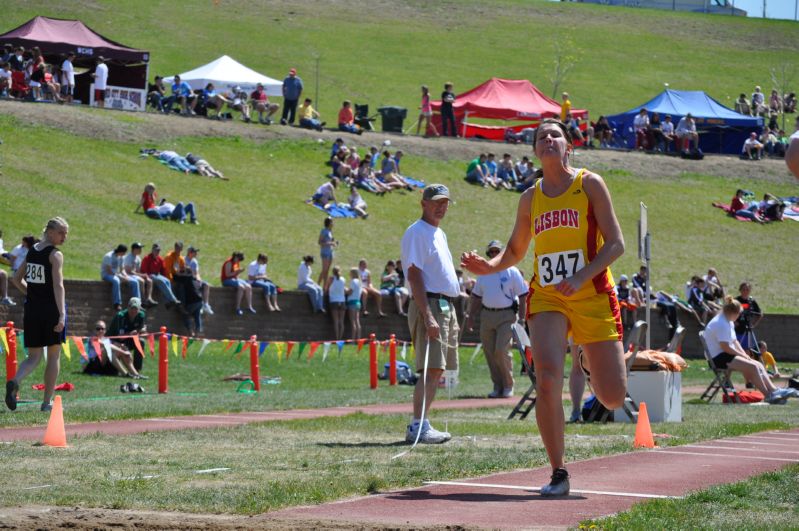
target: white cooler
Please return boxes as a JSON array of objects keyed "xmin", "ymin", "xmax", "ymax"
[{"xmin": 614, "ymin": 371, "xmax": 682, "ymax": 423}]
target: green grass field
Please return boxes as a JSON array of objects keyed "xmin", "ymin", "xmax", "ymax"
[{"xmin": 3, "ymin": 0, "xmax": 798, "ymax": 121}]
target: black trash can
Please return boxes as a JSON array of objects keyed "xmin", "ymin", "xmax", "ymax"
[{"xmin": 378, "ymin": 106, "xmax": 407, "ymax": 133}]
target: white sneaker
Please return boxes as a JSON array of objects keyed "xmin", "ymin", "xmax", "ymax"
[
  {"xmin": 405, "ymin": 421, "xmax": 451, "ymax": 444},
  {"xmin": 766, "ymin": 389, "xmax": 790, "ymax": 403},
  {"xmin": 0, "ymin": 297, "xmax": 15, "ymax": 306},
  {"xmin": 203, "ymin": 303, "xmax": 214, "ymax": 315}
]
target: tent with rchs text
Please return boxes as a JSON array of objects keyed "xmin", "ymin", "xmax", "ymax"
[
  {"xmin": 428, "ymin": 78, "xmax": 588, "ymax": 141},
  {"xmin": 0, "ymin": 16, "xmax": 150, "ymax": 109},
  {"xmin": 163, "ymin": 55, "xmax": 282, "ymax": 96},
  {"xmin": 606, "ymin": 89, "xmax": 763, "ymax": 154}
]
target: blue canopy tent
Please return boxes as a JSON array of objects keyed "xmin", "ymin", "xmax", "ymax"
[{"xmin": 607, "ymin": 89, "xmax": 763, "ymax": 154}]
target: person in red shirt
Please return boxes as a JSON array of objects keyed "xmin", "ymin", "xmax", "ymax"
[
  {"xmin": 135, "ymin": 183, "xmax": 160, "ymax": 219},
  {"xmin": 250, "ymin": 83, "xmax": 280, "ymax": 125},
  {"xmin": 338, "ymin": 100, "xmax": 362, "ymax": 135},
  {"xmin": 729, "ymin": 189, "xmax": 763, "ymax": 222},
  {"xmin": 221, "ymin": 251, "xmax": 255, "ymax": 315},
  {"xmin": 140, "ymin": 243, "xmax": 180, "ymax": 307}
]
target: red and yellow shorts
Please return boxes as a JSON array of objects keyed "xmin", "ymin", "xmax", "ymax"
[{"xmin": 526, "ymin": 287, "xmax": 623, "ymax": 345}]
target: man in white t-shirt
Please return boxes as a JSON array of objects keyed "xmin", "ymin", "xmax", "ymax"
[
  {"xmin": 676, "ymin": 113, "xmax": 699, "ymax": 153},
  {"xmin": 786, "ymin": 115, "xmax": 799, "ymax": 179},
  {"xmin": 185, "ymin": 246, "xmax": 214, "ymax": 315},
  {"xmin": 465, "ymin": 240, "xmax": 528, "ymax": 399},
  {"xmin": 61, "ymin": 52, "xmax": 75, "ymax": 103},
  {"xmin": 742, "ymin": 132, "xmax": 764, "ymax": 160},
  {"xmin": 91, "ymin": 56, "xmax": 109, "ymax": 108},
  {"xmin": 400, "ymin": 184, "xmax": 461, "ymax": 444},
  {"xmin": 123, "ymin": 242, "xmax": 157, "ymax": 308},
  {"xmin": 703, "ymin": 301, "xmax": 794, "ymax": 403}
]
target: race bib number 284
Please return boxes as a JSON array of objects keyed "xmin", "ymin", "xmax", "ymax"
[
  {"xmin": 25, "ymin": 263, "xmax": 46, "ymax": 284},
  {"xmin": 537, "ymin": 250, "xmax": 585, "ymax": 287}
]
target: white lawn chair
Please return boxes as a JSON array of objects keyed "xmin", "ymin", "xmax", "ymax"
[{"xmin": 665, "ymin": 325, "xmax": 686, "ymax": 354}]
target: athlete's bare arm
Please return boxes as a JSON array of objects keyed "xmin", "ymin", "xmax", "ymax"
[
  {"xmin": 555, "ymin": 172, "xmax": 624, "ymax": 297},
  {"xmin": 461, "ymin": 187, "xmax": 534, "ymax": 275},
  {"xmin": 51, "ymin": 250, "xmax": 66, "ymax": 332},
  {"xmin": 11, "ymin": 259, "xmax": 27, "ymax": 295}
]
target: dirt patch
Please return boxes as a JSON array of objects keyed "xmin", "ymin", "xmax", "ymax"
[
  {"xmin": 0, "ymin": 505, "xmax": 467, "ymax": 531},
  {"xmin": 0, "ymin": 99, "xmax": 792, "ymax": 184}
]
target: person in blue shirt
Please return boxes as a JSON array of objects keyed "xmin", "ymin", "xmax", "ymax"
[
  {"xmin": 163, "ymin": 75, "xmax": 196, "ymax": 115},
  {"xmin": 280, "ymin": 67, "xmax": 303, "ymax": 125},
  {"xmin": 201, "ymin": 82, "xmax": 230, "ymax": 119}
]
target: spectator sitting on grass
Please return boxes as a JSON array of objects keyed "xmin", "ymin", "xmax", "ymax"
[
  {"xmin": 358, "ymin": 259, "xmax": 385, "ymax": 318},
  {"xmin": 298, "ymin": 255, "xmax": 325, "ymax": 313},
  {"xmin": 348, "ymin": 184, "xmax": 369, "ymax": 219},
  {"xmin": 564, "ymin": 113, "xmax": 587, "ymax": 145},
  {"xmin": 484, "ymin": 153, "xmax": 501, "ymax": 188},
  {"xmin": 515, "ymin": 155, "xmax": 534, "ymax": 181},
  {"xmin": 310, "ymin": 177, "xmax": 339, "ymax": 209},
  {"xmin": 368, "ymin": 145, "xmax": 380, "ymax": 171},
  {"xmin": 742, "ymin": 132, "xmax": 764, "ymax": 160},
  {"xmin": 758, "ymin": 341, "xmax": 781, "ymax": 378},
  {"xmin": 185, "ymin": 246, "xmax": 214, "ymax": 315},
  {"xmin": 84, "ymin": 319, "xmax": 145, "ymax": 379},
  {"xmin": 751, "ymin": 86, "xmax": 766, "ymax": 116},
  {"xmin": 108, "ymin": 296, "xmax": 149, "ymax": 372},
  {"xmin": 101, "ymin": 244, "xmax": 141, "ymax": 311},
  {"xmin": 299, "ymin": 97, "xmax": 325, "ymax": 131},
  {"xmin": 147, "ymin": 75, "xmax": 166, "ymax": 112},
  {"xmin": 769, "ymin": 89, "xmax": 782, "ymax": 113},
  {"xmin": 593, "ymin": 116, "xmax": 614, "ymax": 148},
  {"xmin": 332, "ymin": 148, "xmax": 353, "ymax": 181},
  {"xmin": 248, "ymin": 253, "xmax": 280, "ymax": 312},
  {"xmin": 784, "ymin": 92, "xmax": 797, "ymax": 113},
  {"xmin": 356, "ymin": 159, "xmax": 390, "ymax": 194},
  {"xmin": 759, "ymin": 193, "xmax": 785, "ymax": 221},
  {"xmin": 135, "ymin": 183, "xmax": 198, "ymax": 224},
  {"xmin": 346, "ymin": 267, "xmax": 362, "ymax": 339},
  {"xmin": 123, "ymin": 242, "xmax": 155, "ymax": 308},
  {"xmin": 735, "ymin": 93, "xmax": 751, "ymax": 116},
  {"xmin": 497, "ymin": 153, "xmax": 517, "ymax": 184},
  {"xmin": 466, "ymin": 153, "xmax": 489, "ymax": 186},
  {"xmin": 326, "ymin": 266, "xmax": 347, "ymax": 340},
  {"xmin": 729, "ymin": 188, "xmax": 764, "ymax": 222},
  {"xmin": 346, "ymin": 147, "xmax": 361, "ymax": 174},
  {"xmin": 380, "ymin": 260, "xmax": 408, "ymax": 316},
  {"xmin": 338, "ymin": 100, "xmax": 362, "ymax": 135},
  {"xmin": 380, "ymin": 150, "xmax": 414, "ymax": 191},
  {"xmin": 251, "ymin": 83, "xmax": 279, "ymax": 124},
  {"xmin": 140, "ymin": 243, "xmax": 181, "ymax": 309},
  {"xmin": 330, "ymin": 137, "xmax": 346, "ymax": 160},
  {"xmin": 185, "ymin": 153, "xmax": 227, "ymax": 180},
  {"xmin": 221, "ymin": 251, "xmax": 255, "ymax": 315}
]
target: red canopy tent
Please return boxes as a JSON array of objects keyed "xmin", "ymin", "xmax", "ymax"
[
  {"xmin": 0, "ymin": 16, "xmax": 150, "ymax": 109},
  {"xmin": 429, "ymin": 78, "xmax": 588, "ymax": 141}
]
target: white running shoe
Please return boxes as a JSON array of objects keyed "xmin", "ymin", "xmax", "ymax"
[
  {"xmin": 0, "ymin": 297, "xmax": 15, "ymax": 306},
  {"xmin": 405, "ymin": 420, "xmax": 451, "ymax": 444},
  {"xmin": 203, "ymin": 303, "xmax": 214, "ymax": 315}
]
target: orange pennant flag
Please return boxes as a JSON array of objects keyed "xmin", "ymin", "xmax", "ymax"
[
  {"xmin": 181, "ymin": 336, "xmax": 188, "ymax": 359},
  {"xmin": 224, "ymin": 339, "xmax": 235, "ymax": 352},
  {"xmin": 357, "ymin": 338, "xmax": 367, "ymax": 352},
  {"xmin": 308, "ymin": 342, "xmax": 320, "ymax": 360},
  {"xmin": 132, "ymin": 335, "xmax": 144, "ymax": 357},
  {"xmin": 73, "ymin": 337, "xmax": 88, "ymax": 361},
  {"xmin": 148, "ymin": 334, "xmax": 155, "ymax": 358},
  {"xmin": 286, "ymin": 341, "xmax": 295, "ymax": 358},
  {"xmin": 90, "ymin": 337, "xmax": 103, "ymax": 362}
]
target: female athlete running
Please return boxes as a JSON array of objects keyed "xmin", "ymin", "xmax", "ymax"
[{"xmin": 462, "ymin": 119, "xmax": 626, "ymax": 496}]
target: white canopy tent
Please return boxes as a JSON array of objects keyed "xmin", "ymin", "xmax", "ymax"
[{"xmin": 164, "ymin": 55, "xmax": 282, "ymax": 95}]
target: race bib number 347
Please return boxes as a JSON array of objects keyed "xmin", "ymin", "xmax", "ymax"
[
  {"xmin": 537, "ymin": 250, "xmax": 585, "ymax": 287},
  {"xmin": 25, "ymin": 263, "xmax": 46, "ymax": 284}
]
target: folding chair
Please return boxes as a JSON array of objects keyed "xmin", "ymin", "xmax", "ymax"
[
  {"xmin": 664, "ymin": 325, "xmax": 686, "ymax": 354},
  {"xmin": 585, "ymin": 320, "xmax": 647, "ymax": 423},
  {"xmin": 354, "ymin": 104, "xmax": 376, "ymax": 131},
  {"xmin": 508, "ymin": 322, "xmax": 537, "ymax": 420},
  {"xmin": 698, "ymin": 332, "xmax": 738, "ymax": 403}
]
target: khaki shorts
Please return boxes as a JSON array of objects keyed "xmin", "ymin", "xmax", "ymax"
[{"xmin": 408, "ymin": 298, "xmax": 459, "ymax": 373}]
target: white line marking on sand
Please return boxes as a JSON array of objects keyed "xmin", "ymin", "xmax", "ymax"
[
  {"xmin": 654, "ymin": 450, "xmax": 799, "ymax": 463},
  {"xmin": 685, "ymin": 444, "xmax": 799, "ymax": 455},
  {"xmin": 424, "ymin": 481, "xmax": 679, "ymax": 499}
]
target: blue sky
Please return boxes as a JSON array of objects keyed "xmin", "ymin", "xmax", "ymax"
[{"xmin": 735, "ymin": 0, "xmax": 797, "ymax": 20}]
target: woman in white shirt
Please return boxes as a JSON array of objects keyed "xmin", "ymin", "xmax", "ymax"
[
  {"xmin": 346, "ymin": 267, "xmax": 362, "ymax": 339},
  {"xmin": 248, "ymin": 253, "xmax": 279, "ymax": 312},
  {"xmin": 9, "ymin": 235, "xmax": 37, "ymax": 273},
  {"xmin": 704, "ymin": 297, "xmax": 794, "ymax": 403},
  {"xmin": 297, "ymin": 256, "xmax": 325, "ymax": 313},
  {"xmin": 325, "ymin": 266, "xmax": 346, "ymax": 340}
]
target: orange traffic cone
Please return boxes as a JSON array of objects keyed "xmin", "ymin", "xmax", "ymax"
[
  {"xmin": 633, "ymin": 401, "xmax": 655, "ymax": 449},
  {"xmin": 42, "ymin": 395, "xmax": 67, "ymax": 448}
]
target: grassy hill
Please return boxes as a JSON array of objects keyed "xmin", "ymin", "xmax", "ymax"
[
  {"xmin": 3, "ymin": 0, "xmax": 798, "ymax": 122},
  {"xmin": 1, "ymin": 106, "xmax": 797, "ymax": 313}
]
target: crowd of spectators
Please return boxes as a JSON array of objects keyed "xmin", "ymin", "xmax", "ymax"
[{"xmin": 464, "ymin": 152, "xmax": 537, "ymax": 192}]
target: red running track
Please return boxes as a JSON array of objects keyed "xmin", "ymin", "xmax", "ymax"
[{"xmin": 266, "ymin": 429, "xmax": 799, "ymax": 529}]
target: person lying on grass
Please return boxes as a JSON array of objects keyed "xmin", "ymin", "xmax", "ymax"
[{"xmin": 185, "ymin": 153, "xmax": 227, "ymax": 180}]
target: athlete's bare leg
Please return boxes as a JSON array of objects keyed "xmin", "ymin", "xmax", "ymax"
[
  {"xmin": 529, "ymin": 312, "xmax": 569, "ymax": 470},
  {"xmin": 42, "ymin": 344, "xmax": 61, "ymax": 405},
  {"xmin": 581, "ymin": 340, "xmax": 626, "ymax": 410},
  {"xmin": 568, "ymin": 343, "xmax": 586, "ymax": 421}
]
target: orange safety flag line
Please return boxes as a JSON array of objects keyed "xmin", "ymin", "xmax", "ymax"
[
  {"xmin": 148, "ymin": 334, "xmax": 155, "ymax": 358},
  {"xmin": 181, "ymin": 336, "xmax": 188, "ymax": 359},
  {"xmin": 357, "ymin": 338, "xmax": 367, "ymax": 352},
  {"xmin": 308, "ymin": 342, "xmax": 320, "ymax": 360},
  {"xmin": 90, "ymin": 338, "xmax": 103, "ymax": 362},
  {"xmin": 132, "ymin": 335, "xmax": 144, "ymax": 357},
  {"xmin": 73, "ymin": 337, "xmax": 88, "ymax": 361},
  {"xmin": 286, "ymin": 341, "xmax": 295, "ymax": 358}
]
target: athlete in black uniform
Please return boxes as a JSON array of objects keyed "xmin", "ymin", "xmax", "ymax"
[{"xmin": 6, "ymin": 217, "xmax": 69, "ymax": 412}]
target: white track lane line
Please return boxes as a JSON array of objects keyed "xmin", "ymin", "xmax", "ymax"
[
  {"xmin": 712, "ymin": 440, "xmax": 799, "ymax": 448},
  {"xmin": 734, "ymin": 435, "xmax": 799, "ymax": 442},
  {"xmin": 654, "ymin": 450, "xmax": 799, "ymax": 462},
  {"xmin": 684, "ymin": 444, "xmax": 799, "ymax": 455},
  {"xmin": 424, "ymin": 481, "xmax": 679, "ymax": 499}
]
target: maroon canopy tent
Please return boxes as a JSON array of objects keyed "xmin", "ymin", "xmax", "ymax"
[
  {"xmin": 429, "ymin": 78, "xmax": 588, "ymax": 141},
  {"xmin": 0, "ymin": 16, "xmax": 150, "ymax": 108}
]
